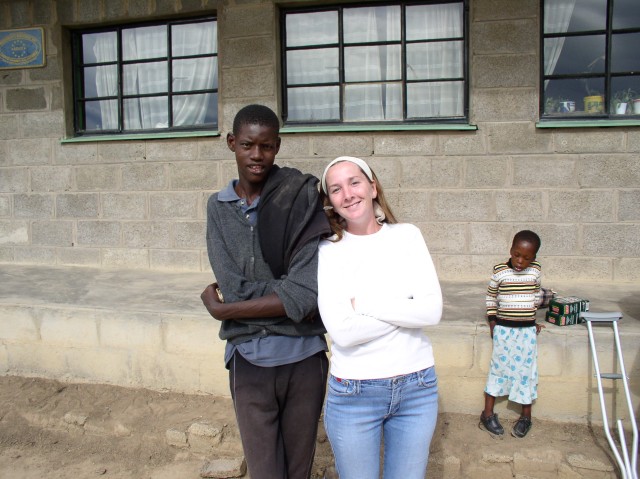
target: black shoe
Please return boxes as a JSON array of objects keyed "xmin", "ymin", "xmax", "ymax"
[
  {"xmin": 479, "ymin": 411, "xmax": 504, "ymax": 435},
  {"xmin": 511, "ymin": 416, "xmax": 532, "ymax": 438}
]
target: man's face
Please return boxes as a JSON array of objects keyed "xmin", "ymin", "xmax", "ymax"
[{"xmin": 227, "ymin": 123, "xmax": 280, "ymax": 187}]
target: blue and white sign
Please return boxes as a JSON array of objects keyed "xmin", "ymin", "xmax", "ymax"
[{"xmin": 0, "ymin": 28, "xmax": 45, "ymax": 69}]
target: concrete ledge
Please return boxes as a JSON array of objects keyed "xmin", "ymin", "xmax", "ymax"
[{"xmin": 1, "ymin": 264, "xmax": 638, "ymax": 425}]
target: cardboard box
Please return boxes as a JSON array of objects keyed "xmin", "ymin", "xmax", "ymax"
[
  {"xmin": 545, "ymin": 311, "xmax": 582, "ymax": 326},
  {"xmin": 549, "ymin": 296, "xmax": 589, "ymax": 315}
]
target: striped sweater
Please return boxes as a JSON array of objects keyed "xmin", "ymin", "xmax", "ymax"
[{"xmin": 486, "ymin": 260, "xmax": 542, "ymax": 327}]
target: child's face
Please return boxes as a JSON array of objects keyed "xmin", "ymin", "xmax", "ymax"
[
  {"xmin": 227, "ymin": 123, "xmax": 280, "ymax": 188},
  {"xmin": 509, "ymin": 240, "xmax": 537, "ymax": 272}
]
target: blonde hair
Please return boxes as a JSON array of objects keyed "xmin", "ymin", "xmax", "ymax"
[{"xmin": 320, "ymin": 161, "xmax": 397, "ymax": 241}]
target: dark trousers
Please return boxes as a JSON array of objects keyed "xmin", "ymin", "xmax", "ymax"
[{"xmin": 229, "ymin": 350, "xmax": 329, "ymax": 479}]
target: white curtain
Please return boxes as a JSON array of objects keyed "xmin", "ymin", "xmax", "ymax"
[
  {"xmin": 405, "ymin": 3, "xmax": 463, "ymax": 118},
  {"xmin": 92, "ymin": 22, "xmax": 216, "ymax": 130},
  {"xmin": 170, "ymin": 21, "xmax": 217, "ymax": 127},
  {"xmin": 285, "ymin": 4, "xmax": 464, "ymax": 121},
  {"xmin": 122, "ymin": 25, "xmax": 168, "ymax": 129},
  {"xmin": 92, "ymin": 36, "xmax": 118, "ymax": 130},
  {"xmin": 543, "ymin": 0, "xmax": 576, "ymax": 88},
  {"xmin": 343, "ymin": 6, "xmax": 402, "ymax": 121},
  {"xmin": 286, "ymin": 11, "xmax": 340, "ymax": 121}
]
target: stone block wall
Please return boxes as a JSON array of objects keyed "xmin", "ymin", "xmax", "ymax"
[
  {"xmin": 2, "ymin": 292, "xmax": 638, "ymax": 425},
  {"xmin": 1, "ymin": 0, "xmax": 639, "ymax": 282}
]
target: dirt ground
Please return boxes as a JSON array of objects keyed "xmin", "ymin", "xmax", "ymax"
[{"xmin": 0, "ymin": 375, "xmax": 623, "ymax": 479}]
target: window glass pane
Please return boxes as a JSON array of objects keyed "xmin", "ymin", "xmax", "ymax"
[
  {"xmin": 611, "ymin": 33, "xmax": 640, "ymax": 73},
  {"xmin": 287, "ymin": 86, "xmax": 340, "ymax": 121},
  {"xmin": 173, "ymin": 93, "xmax": 217, "ymax": 126},
  {"xmin": 173, "ymin": 57, "xmax": 217, "ymax": 92},
  {"xmin": 343, "ymin": 6, "xmax": 400, "ymax": 43},
  {"xmin": 286, "ymin": 11, "xmax": 338, "ymax": 47},
  {"xmin": 345, "ymin": 45, "xmax": 401, "ymax": 82},
  {"xmin": 287, "ymin": 49, "xmax": 338, "ymax": 84},
  {"xmin": 172, "ymin": 21, "xmax": 217, "ymax": 55},
  {"xmin": 543, "ymin": 35, "xmax": 605, "ymax": 75},
  {"xmin": 407, "ymin": 81, "xmax": 463, "ymax": 118},
  {"xmin": 123, "ymin": 97, "xmax": 169, "ymax": 129},
  {"xmin": 82, "ymin": 31, "xmax": 117, "ymax": 63},
  {"xmin": 123, "ymin": 61, "xmax": 168, "ymax": 95},
  {"xmin": 83, "ymin": 65, "xmax": 118, "ymax": 98},
  {"xmin": 122, "ymin": 25, "xmax": 167, "ymax": 60},
  {"xmin": 344, "ymin": 83, "xmax": 402, "ymax": 120},
  {"xmin": 613, "ymin": 0, "xmax": 640, "ymax": 29},
  {"xmin": 407, "ymin": 41, "xmax": 463, "ymax": 80},
  {"xmin": 544, "ymin": 0, "xmax": 606, "ymax": 34},
  {"xmin": 84, "ymin": 100, "xmax": 118, "ymax": 130},
  {"xmin": 406, "ymin": 3, "xmax": 463, "ymax": 40}
]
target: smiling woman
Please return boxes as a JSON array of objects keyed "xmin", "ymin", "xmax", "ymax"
[{"xmin": 317, "ymin": 156, "xmax": 443, "ymax": 479}]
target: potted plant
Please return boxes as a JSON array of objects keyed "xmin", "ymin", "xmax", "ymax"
[
  {"xmin": 544, "ymin": 96, "xmax": 559, "ymax": 114},
  {"xmin": 558, "ymin": 98, "xmax": 575, "ymax": 113},
  {"xmin": 612, "ymin": 88, "xmax": 636, "ymax": 114},
  {"xmin": 584, "ymin": 87, "xmax": 604, "ymax": 114},
  {"xmin": 633, "ymin": 94, "xmax": 640, "ymax": 115},
  {"xmin": 582, "ymin": 56, "xmax": 605, "ymax": 113}
]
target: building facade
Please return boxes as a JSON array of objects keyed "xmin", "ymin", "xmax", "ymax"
[{"xmin": 1, "ymin": 0, "xmax": 639, "ymax": 283}]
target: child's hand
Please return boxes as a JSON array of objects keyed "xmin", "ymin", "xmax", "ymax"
[{"xmin": 536, "ymin": 323, "xmax": 545, "ymax": 334}]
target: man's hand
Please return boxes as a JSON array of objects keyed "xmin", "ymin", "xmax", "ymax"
[
  {"xmin": 536, "ymin": 322, "xmax": 546, "ymax": 335},
  {"xmin": 200, "ymin": 285, "xmax": 287, "ymax": 321},
  {"xmin": 201, "ymin": 283, "xmax": 226, "ymax": 321}
]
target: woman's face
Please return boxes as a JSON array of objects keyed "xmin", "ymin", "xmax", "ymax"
[{"xmin": 324, "ymin": 161, "xmax": 378, "ymax": 232}]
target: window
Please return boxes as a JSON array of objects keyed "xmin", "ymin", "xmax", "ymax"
[
  {"xmin": 71, "ymin": 17, "xmax": 218, "ymax": 135},
  {"xmin": 541, "ymin": 0, "xmax": 640, "ymax": 119},
  {"xmin": 281, "ymin": 1, "xmax": 467, "ymax": 125}
]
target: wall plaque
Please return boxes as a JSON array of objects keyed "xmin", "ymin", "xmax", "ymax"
[{"xmin": 0, "ymin": 28, "xmax": 45, "ymax": 69}]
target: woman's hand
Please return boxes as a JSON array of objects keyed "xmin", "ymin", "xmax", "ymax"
[
  {"xmin": 489, "ymin": 319, "xmax": 496, "ymax": 338},
  {"xmin": 535, "ymin": 322, "xmax": 546, "ymax": 335}
]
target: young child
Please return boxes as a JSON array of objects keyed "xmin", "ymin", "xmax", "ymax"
[{"xmin": 480, "ymin": 230, "xmax": 544, "ymax": 438}]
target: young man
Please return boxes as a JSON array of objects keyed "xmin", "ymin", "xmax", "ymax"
[{"xmin": 201, "ymin": 104, "xmax": 330, "ymax": 479}]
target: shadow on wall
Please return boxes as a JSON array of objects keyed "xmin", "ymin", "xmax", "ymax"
[{"xmin": 619, "ymin": 295, "xmax": 640, "ymax": 324}]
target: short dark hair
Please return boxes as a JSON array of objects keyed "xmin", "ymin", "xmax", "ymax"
[
  {"xmin": 232, "ymin": 104, "xmax": 280, "ymax": 135},
  {"xmin": 512, "ymin": 230, "xmax": 541, "ymax": 253}
]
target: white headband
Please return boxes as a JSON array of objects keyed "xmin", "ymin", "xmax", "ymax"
[{"xmin": 321, "ymin": 156, "xmax": 374, "ymax": 194}]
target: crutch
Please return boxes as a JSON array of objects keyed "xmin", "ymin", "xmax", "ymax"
[{"xmin": 580, "ymin": 311, "xmax": 638, "ymax": 479}]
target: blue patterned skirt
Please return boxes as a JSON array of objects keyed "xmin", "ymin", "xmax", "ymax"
[{"xmin": 484, "ymin": 325, "xmax": 538, "ymax": 404}]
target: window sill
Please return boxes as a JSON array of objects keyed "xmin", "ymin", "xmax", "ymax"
[
  {"xmin": 60, "ymin": 130, "xmax": 220, "ymax": 144},
  {"xmin": 280, "ymin": 123, "xmax": 477, "ymax": 134},
  {"xmin": 536, "ymin": 119, "xmax": 640, "ymax": 129}
]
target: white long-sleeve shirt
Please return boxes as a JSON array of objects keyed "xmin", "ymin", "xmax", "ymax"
[{"xmin": 318, "ymin": 223, "xmax": 443, "ymax": 379}]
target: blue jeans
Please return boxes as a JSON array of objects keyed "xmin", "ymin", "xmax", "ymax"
[{"xmin": 324, "ymin": 366, "xmax": 438, "ymax": 479}]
